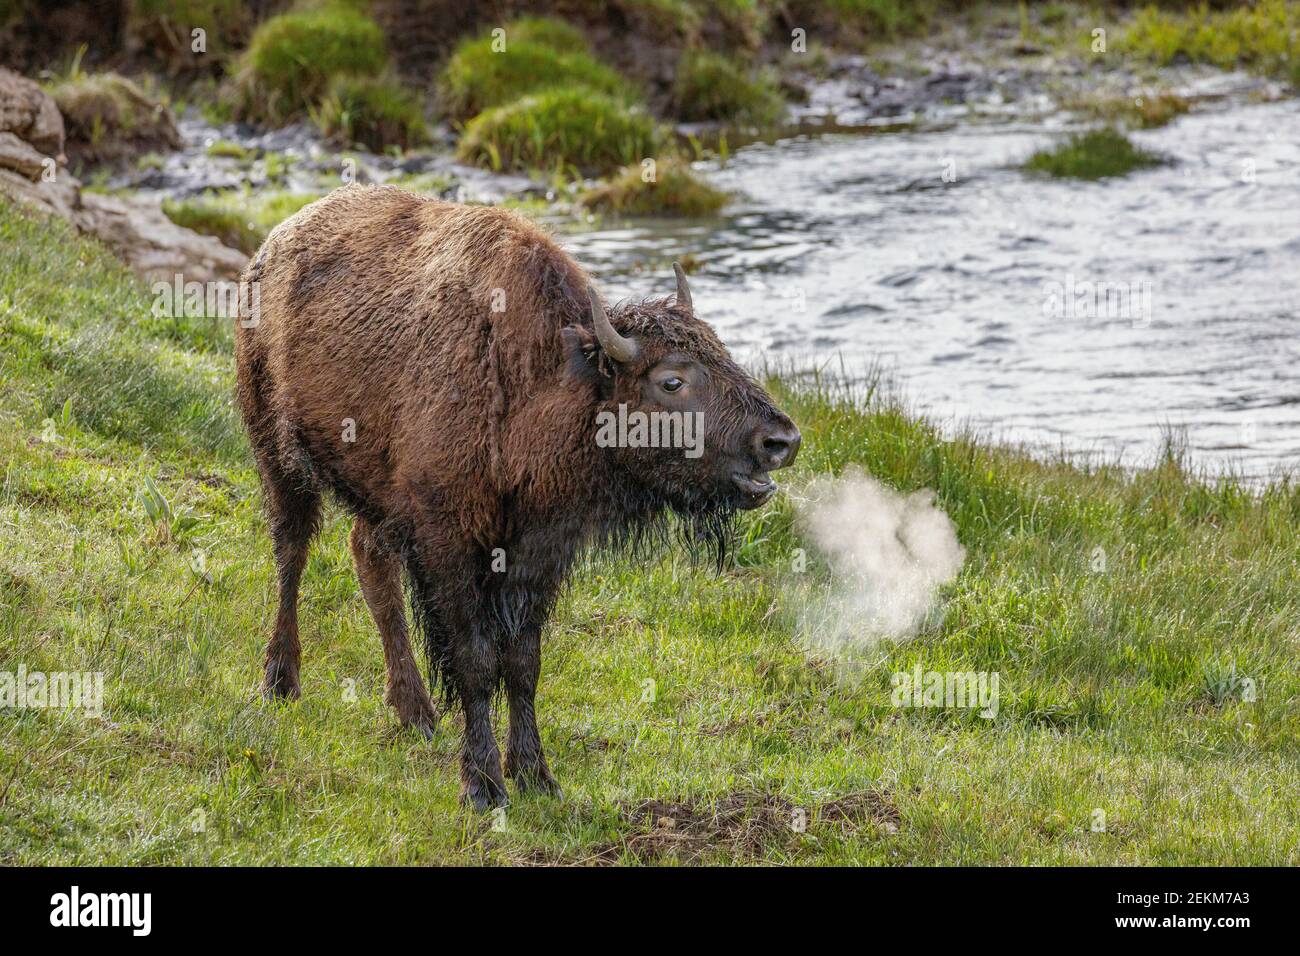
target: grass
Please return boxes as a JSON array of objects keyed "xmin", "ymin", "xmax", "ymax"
[
  {"xmin": 161, "ymin": 189, "xmax": 324, "ymax": 255},
  {"xmin": 1121, "ymin": 0, "xmax": 1300, "ymax": 83},
  {"xmin": 1023, "ymin": 127, "xmax": 1164, "ymax": 180},
  {"xmin": 457, "ymin": 88, "xmax": 658, "ymax": 175},
  {"xmin": 228, "ymin": 3, "xmax": 389, "ymax": 125},
  {"xmin": 46, "ymin": 70, "xmax": 181, "ymax": 168},
  {"xmin": 671, "ymin": 49, "xmax": 786, "ymax": 126},
  {"xmin": 437, "ymin": 16, "xmax": 633, "ymax": 124},
  {"xmin": 311, "ymin": 75, "xmax": 428, "ymax": 153},
  {"xmin": 579, "ymin": 157, "xmax": 729, "ymax": 216},
  {"xmin": 1066, "ymin": 90, "xmax": 1191, "ymax": 130},
  {"xmin": 3, "ymin": 190, "xmax": 1299, "ymax": 865}
]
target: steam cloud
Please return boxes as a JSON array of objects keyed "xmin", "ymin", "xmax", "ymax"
[{"xmin": 794, "ymin": 467, "xmax": 965, "ymax": 659}]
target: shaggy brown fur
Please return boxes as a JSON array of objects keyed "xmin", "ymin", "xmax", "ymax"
[{"xmin": 235, "ymin": 184, "xmax": 799, "ymax": 809}]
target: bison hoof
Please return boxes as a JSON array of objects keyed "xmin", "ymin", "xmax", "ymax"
[
  {"xmin": 262, "ymin": 664, "xmax": 300, "ymax": 701},
  {"xmin": 461, "ymin": 775, "xmax": 509, "ymax": 813},
  {"xmin": 518, "ymin": 774, "xmax": 563, "ymax": 799},
  {"xmin": 506, "ymin": 760, "xmax": 563, "ymax": 798},
  {"xmin": 401, "ymin": 710, "xmax": 439, "ymax": 740}
]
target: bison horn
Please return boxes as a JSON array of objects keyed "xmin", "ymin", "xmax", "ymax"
[
  {"xmin": 673, "ymin": 261, "xmax": 693, "ymax": 311},
  {"xmin": 588, "ymin": 285, "xmax": 639, "ymax": 364}
]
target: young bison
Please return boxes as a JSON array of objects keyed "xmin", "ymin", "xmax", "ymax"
[{"xmin": 235, "ymin": 185, "xmax": 800, "ymax": 809}]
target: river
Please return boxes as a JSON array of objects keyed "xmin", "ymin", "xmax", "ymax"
[{"xmin": 564, "ymin": 94, "xmax": 1300, "ymax": 481}]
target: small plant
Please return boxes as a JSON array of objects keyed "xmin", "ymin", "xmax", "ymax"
[
  {"xmin": 137, "ymin": 475, "xmax": 198, "ymax": 544},
  {"xmin": 1202, "ymin": 662, "xmax": 1255, "ymax": 707},
  {"xmin": 1023, "ymin": 128, "xmax": 1163, "ymax": 180}
]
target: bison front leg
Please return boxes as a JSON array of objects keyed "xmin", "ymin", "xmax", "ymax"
[
  {"xmin": 503, "ymin": 628, "xmax": 560, "ymax": 797},
  {"xmin": 349, "ymin": 520, "xmax": 438, "ymax": 736},
  {"xmin": 450, "ymin": 624, "xmax": 508, "ymax": 811}
]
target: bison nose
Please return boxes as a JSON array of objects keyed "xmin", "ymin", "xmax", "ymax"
[{"xmin": 753, "ymin": 419, "xmax": 801, "ymax": 471}]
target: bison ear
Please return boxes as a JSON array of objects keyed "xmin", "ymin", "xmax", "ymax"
[{"xmin": 560, "ymin": 324, "xmax": 606, "ymax": 385}]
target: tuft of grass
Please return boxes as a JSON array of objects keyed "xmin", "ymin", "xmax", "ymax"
[
  {"xmin": 47, "ymin": 70, "xmax": 181, "ymax": 169},
  {"xmin": 579, "ymin": 157, "xmax": 729, "ymax": 216},
  {"xmin": 671, "ymin": 49, "xmax": 786, "ymax": 126},
  {"xmin": 1121, "ymin": 0, "xmax": 1300, "ymax": 83},
  {"xmin": 1068, "ymin": 90, "xmax": 1190, "ymax": 130},
  {"xmin": 456, "ymin": 87, "xmax": 657, "ymax": 175},
  {"xmin": 437, "ymin": 16, "xmax": 633, "ymax": 123},
  {"xmin": 228, "ymin": 4, "xmax": 388, "ymax": 126},
  {"xmin": 3, "ymin": 194, "xmax": 1299, "ymax": 866},
  {"xmin": 1023, "ymin": 127, "xmax": 1163, "ymax": 180},
  {"xmin": 161, "ymin": 189, "xmax": 323, "ymax": 255},
  {"xmin": 312, "ymin": 75, "xmax": 428, "ymax": 153}
]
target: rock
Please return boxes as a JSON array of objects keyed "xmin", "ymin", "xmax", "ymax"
[
  {"xmin": 0, "ymin": 65, "xmax": 65, "ymax": 160},
  {"xmin": 1, "ymin": 64, "xmax": 245, "ymax": 284},
  {"xmin": 0, "ymin": 165, "xmax": 82, "ymax": 220},
  {"xmin": 0, "ymin": 129, "xmax": 50, "ymax": 179},
  {"xmin": 78, "ymin": 191, "xmax": 247, "ymax": 284}
]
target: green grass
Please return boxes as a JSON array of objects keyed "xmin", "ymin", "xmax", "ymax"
[
  {"xmin": 457, "ymin": 88, "xmax": 658, "ymax": 175},
  {"xmin": 161, "ymin": 189, "xmax": 324, "ymax": 255},
  {"xmin": 579, "ymin": 157, "xmax": 730, "ymax": 216},
  {"xmin": 671, "ymin": 49, "xmax": 786, "ymax": 126},
  {"xmin": 437, "ymin": 17, "xmax": 634, "ymax": 124},
  {"xmin": 1023, "ymin": 127, "xmax": 1164, "ymax": 180},
  {"xmin": 2, "ymin": 195, "xmax": 1298, "ymax": 864},
  {"xmin": 46, "ymin": 70, "xmax": 181, "ymax": 168},
  {"xmin": 1064, "ymin": 90, "xmax": 1190, "ymax": 130},
  {"xmin": 1121, "ymin": 0, "xmax": 1300, "ymax": 83},
  {"xmin": 311, "ymin": 75, "xmax": 428, "ymax": 153},
  {"xmin": 228, "ymin": 3, "xmax": 389, "ymax": 125}
]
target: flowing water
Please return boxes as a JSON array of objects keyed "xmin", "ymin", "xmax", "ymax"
[{"xmin": 563, "ymin": 94, "xmax": 1300, "ymax": 481}]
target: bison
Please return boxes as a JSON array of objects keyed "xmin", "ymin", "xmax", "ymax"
[{"xmin": 235, "ymin": 185, "xmax": 801, "ymax": 809}]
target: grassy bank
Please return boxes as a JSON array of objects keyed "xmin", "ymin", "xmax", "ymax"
[{"xmin": 1, "ymin": 197, "xmax": 1297, "ymax": 865}]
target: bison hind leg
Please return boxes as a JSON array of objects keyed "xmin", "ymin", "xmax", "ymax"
[
  {"xmin": 258, "ymin": 462, "xmax": 321, "ymax": 702},
  {"xmin": 350, "ymin": 519, "xmax": 438, "ymax": 737}
]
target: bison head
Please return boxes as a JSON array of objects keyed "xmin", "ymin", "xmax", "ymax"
[{"xmin": 564, "ymin": 263, "xmax": 800, "ymax": 518}]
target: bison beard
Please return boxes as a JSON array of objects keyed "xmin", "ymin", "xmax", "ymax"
[{"xmin": 235, "ymin": 185, "xmax": 798, "ymax": 809}]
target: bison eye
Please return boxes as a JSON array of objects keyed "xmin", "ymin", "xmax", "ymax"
[{"xmin": 661, "ymin": 377, "xmax": 684, "ymax": 393}]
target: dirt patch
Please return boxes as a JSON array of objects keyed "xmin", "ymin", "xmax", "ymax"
[{"xmin": 518, "ymin": 788, "xmax": 900, "ymax": 866}]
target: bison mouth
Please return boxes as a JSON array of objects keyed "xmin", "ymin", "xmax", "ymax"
[{"xmin": 731, "ymin": 470, "xmax": 777, "ymax": 507}]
